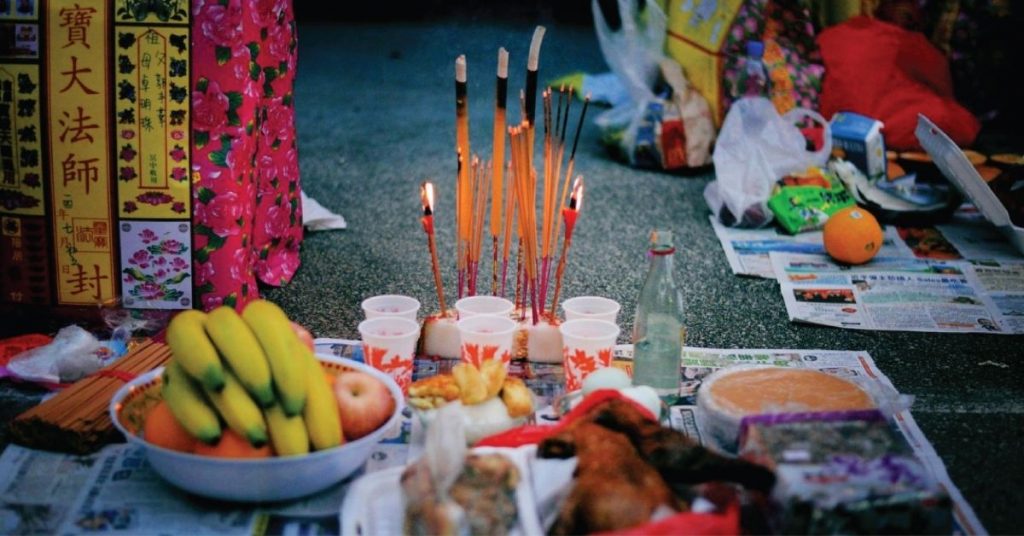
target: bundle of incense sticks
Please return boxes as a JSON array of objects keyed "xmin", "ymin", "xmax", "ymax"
[
  {"xmin": 428, "ymin": 26, "xmax": 590, "ymax": 325},
  {"xmin": 10, "ymin": 339, "xmax": 171, "ymax": 454}
]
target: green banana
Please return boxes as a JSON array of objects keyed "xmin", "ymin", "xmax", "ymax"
[
  {"xmin": 204, "ymin": 306, "xmax": 276, "ymax": 407},
  {"xmin": 241, "ymin": 300, "xmax": 307, "ymax": 416},
  {"xmin": 161, "ymin": 361, "xmax": 221, "ymax": 444},
  {"xmin": 264, "ymin": 403, "xmax": 310, "ymax": 456},
  {"xmin": 302, "ymin": 349, "xmax": 343, "ymax": 451},
  {"xmin": 203, "ymin": 370, "xmax": 269, "ymax": 448},
  {"xmin": 166, "ymin": 310, "xmax": 225, "ymax": 392}
]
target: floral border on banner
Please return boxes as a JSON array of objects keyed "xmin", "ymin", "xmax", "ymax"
[{"xmin": 119, "ymin": 220, "xmax": 192, "ymax": 309}]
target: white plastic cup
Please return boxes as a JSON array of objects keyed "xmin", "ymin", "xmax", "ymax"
[
  {"xmin": 357, "ymin": 316, "xmax": 421, "ymax": 394},
  {"xmin": 561, "ymin": 296, "xmax": 621, "ymax": 324},
  {"xmin": 559, "ymin": 319, "xmax": 620, "ymax": 392},
  {"xmin": 454, "ymin": 295, "xmax": 515, "ymax": 319},
  {"xmin": 361, "ymin": 294, "xmax": 421, "ymax": 321},
  {"xmin": 456, "ymin": 315, "xmax": 518, "ymax": 369}
]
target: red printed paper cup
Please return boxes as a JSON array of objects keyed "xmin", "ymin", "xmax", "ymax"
[
  {"xmin": 561, "ymin": 296, "xmax": 621, "ymax": 324},
  {"xmin": 361, "ymin": 294, "xmax": 421, "ymax": 321},
  {"xmin": 454, "ymin": 295, "xmax": 515, "ymax": 319},
  {"xmin": 456, "ymin": 315, "xmax": 517, "ymax": 370},
  {"xmin": 559, "ymin": 319, "xmax": 620, "ymax": 392},
  {"xmin": 357, "ymin": 316, "xmax": 420, "ymax": 394}
]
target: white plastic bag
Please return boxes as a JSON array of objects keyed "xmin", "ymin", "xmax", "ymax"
[
  {"xmin": 704, "ymin": 97, "xmax": 831, "ymax": 227},
  {"xmin": 592, "ymin": 0, "xmax": 714, "ymax": 169}
]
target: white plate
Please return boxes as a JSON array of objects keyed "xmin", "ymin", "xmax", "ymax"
[{"xmin": 340, "ymin": 445, "xmax": 545, "ymax": 536}]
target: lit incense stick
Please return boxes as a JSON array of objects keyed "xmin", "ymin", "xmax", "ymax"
[
  {"xmin": 550, "ymin": 177, "xmax": 584, "ymax": 318},
  {"xmin": 491, "ymin": 48, "xmax": 508, "ymax": 295},
  {"xmin": 525, "ymin": 26, "xmax": 545, "ymax": 163},
  {"xmin": 455, "ymin": 56, "xmax": 471, "ymax": 299},
  {"xmin": 420, "ymin": 181, "xmax": 447, "ymax": 315}
]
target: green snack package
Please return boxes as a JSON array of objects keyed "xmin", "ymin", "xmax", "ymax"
[{"xmin": 768, "ymin": 168, "xmax": 855, "ymax": 234}]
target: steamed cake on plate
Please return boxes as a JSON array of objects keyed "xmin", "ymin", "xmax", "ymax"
[{"xmin": 697, "ymin": 365, "xmax": 876, "ymax": 452}]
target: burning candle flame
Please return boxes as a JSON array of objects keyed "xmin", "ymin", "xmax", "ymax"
[
  {"xmin": 421, "ymin": 181, "xmax": 435, "ymax": 216},
  {"xmin": 569, "ymin": 177, "xmax": 584, "ymax": 212}
]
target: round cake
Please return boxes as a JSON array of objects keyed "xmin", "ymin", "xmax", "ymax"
[{"xmin": 697, "ymin": 365, "xmax": 876, "ymax": 452}]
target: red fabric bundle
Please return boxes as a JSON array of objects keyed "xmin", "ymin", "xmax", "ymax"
[
  {"xmin": 817, "ymin": 16, "xmax": 980, "ymax": 151},
  {"xmin": 476, "ymin": 390, "xmax": 741, "ymax": 535}
]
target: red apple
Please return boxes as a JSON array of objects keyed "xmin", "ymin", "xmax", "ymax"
[{"xmin": 334, "ymin": 371, "xmax": 396, "ymax": 441}]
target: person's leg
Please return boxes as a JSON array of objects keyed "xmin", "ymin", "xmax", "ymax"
[
  {"xmin": 191, "ymin": 0, "xmax": 262, "ymax": 310},
  {"xmin": 251, "ymin": 0, "xmax": 303, "ymax": 288}
]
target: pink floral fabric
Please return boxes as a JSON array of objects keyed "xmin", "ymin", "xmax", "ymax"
[{"xmin": 191, "ymin": 0, "xmax": 302, "ymax": 311}]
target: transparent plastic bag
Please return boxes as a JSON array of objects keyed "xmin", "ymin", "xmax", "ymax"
[
  {"xmin": 592, "ymin": 0, "xmax": 714, "ymax": 170},
  {"xmin": 704, "ymin": 97, "xmax": 831, "ymax": 227}
]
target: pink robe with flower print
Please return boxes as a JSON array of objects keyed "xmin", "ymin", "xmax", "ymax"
[{"xmin": 191, "ymin": 0, "xmax": 302, "ymax": 311}]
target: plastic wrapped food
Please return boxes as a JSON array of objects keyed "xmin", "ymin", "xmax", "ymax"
[{"xmin": 738, "ymin": 410, "xmax": 952, "ymax": 534}]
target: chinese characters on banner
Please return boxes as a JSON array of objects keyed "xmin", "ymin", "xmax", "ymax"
[
  {"xmin": 0, "ymin": 0, "xmax": 192, "ymax": 309},
  {"xmin": 114, "ymin": 0, "xmax": 192, "ymax": 309},
  {"xmin": 47, "ymin": 0, "xmax": 115, "ymax": 306}
]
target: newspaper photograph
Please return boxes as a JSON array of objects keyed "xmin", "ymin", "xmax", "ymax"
[
  {"xmin": 770, "ymin": 252, "xmax": 1024, "ymax": 334},
  {"xmin": 0, "ymin": 340, "xmax": 984, "ymax": 535}
]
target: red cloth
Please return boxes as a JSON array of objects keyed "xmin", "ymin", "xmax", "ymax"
[
  {"xmin": 474, "ymin": 389, "xmax": 655, "ymax": 448},
  {"xmin": 817, "ymin": 16, "xmax": 980, "ymax": 151},
  {"xmin": 477, "ymin": 390, "xmax": 741, "ymax": 535},
  {"xmin": 191, "ymin": 0, "xmax": 303, "ymax": 311}
]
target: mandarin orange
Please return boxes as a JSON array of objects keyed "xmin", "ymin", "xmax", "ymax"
[
  {"xmin": 144, "ymin": 401, "xmax": 197, "ymax": 453},
  {"xmin": 193, "ymin": 429, "xmax": 273, "ymax": 459},
  {"xmin": 823, "ymin": 206, "xmax": 884, "ymax": 265}
]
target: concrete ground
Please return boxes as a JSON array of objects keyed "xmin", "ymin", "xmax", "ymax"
[
  {"xmin": 0, "ymin": 8, "xmax": 1019, "ymax": 533},
  {"xmin": 263, "ymin": 18, "xmax": 1023, "ymax": 533}
]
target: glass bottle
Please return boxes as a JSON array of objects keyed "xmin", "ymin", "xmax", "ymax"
[
  {"xmin": 737, "ymin": 40, "xmax": 769, "ymax": 99},
  {"xmin": 631, "ymin": 230, "xmax": 686, "ymax": 404}
]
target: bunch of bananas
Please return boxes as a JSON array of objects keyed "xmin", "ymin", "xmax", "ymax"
[{"xmin": 160, "ymin": 299, "xmax": 342, "ymax": 456}]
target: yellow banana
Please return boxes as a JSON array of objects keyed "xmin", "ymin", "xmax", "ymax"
[
  {"xmin": 161, "ymin": 361, "xmax": 221, "ymax": 445},
  {"xmin": 166, "ymin": 310, "xmax": 225, "ymax": 392},
  {"xmin": 264, "ymin": 403, "xmax": 310, "ymax": 456},
  {"xmin": 203, "ymin": 370, "xmax": 269, "ymax": 448},
  {"xmin": 241, "ymin": 300, "xmax": 307, "ymax": 416},
  {"xmin": 302, "ymin": 349, "xmax": 343, "ymax": 451},
  {"xmin": 204, "ymin": 306, "xmax": 276, "ymax": 407}
]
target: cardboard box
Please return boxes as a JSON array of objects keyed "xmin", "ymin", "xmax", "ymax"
[
  {"xmin": 830, "ymin": 111, "xmax": 886, "ymax": 183},
  {"xmin": 916, "ymin": 114, "xmax": 1024, "ymax": 255}
]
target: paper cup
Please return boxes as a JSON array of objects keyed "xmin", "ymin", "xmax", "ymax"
[
  {"xmin": 454, "ymin": 295, "xmax": 515, "ymax": 319},
  {"xmin": 561, "ymin": 296, "xmax": 621, "ymax": 324},
  {"xmin": 357, "ymin": 316, "xmax": 420, "ymax": 394},
  {"xmin": 456, "ymin": 315, "xmax": 517, "ymax": 369},
  {"xmin": 559, "ymin": 319, "xmax": 620, "ymax": 392},
  {"xmin": 361, "ymin": 294, "xmax": 421, "ymax": 321}
]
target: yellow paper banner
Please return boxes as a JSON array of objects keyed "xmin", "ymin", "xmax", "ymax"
[
  {"xmin": 48, "ymin": 0, "xmax": 115, "ymax": 305},
  {"xmin": 114, "ymin": 25, "xmax": 191, "ymax": 218},
  {"xmin": 0, "ymin": 63, "xmax": 44, "ymax": 216}
]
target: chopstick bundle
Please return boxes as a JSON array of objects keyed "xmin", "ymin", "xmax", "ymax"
[{"xmin": 10, "ymin": 339, "xmax": 172, "ymax": 454}]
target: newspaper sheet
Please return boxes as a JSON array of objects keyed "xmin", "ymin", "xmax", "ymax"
[
  {"xmin": 711, "ymin": 214, "xmax": 1024, "ymax": 280},
  {"xmin": 711, "ymin": 216, "xmax": 913, "ymax": 278},
  {"xmin": 771, "ymin": 252, "xmax": 1024, "ymax": 334},
  {"xmin": 0, "ymin": 340, "xmax": 984, "ymax": 535}
]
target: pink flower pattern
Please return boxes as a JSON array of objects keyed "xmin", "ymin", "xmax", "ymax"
[
  {"xmin": 123, "ymin": 226, "xmax": 191, "ymax": 306},
  {"xmin": 192, "ymin": 0, "xmax": 302, "ymax": 311}
]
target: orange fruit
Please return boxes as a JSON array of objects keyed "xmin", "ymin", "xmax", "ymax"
[
  {"xmin": 144, "ymin": 401, "xmax": 197, "ymax": 453},
  {"xmin": 823, "ymin": 206, "xmax": 884, "ymax": 265},
  {"xmin": 193, "ymin": 429, "xmax": 273, "ymax": 459}
]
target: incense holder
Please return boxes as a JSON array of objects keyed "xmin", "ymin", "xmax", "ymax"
[
  {"xmin": 419, "ymin": 311, "xmax": 461, "ymax": 359},
  {"xmin": 513, "ymin": 312, "xmax": 562, "ymax": 363}
]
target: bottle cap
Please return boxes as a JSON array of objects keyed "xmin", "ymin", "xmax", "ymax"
[{"xmin": 746, "ymin": 40, "xmax": 764, "ymax": 59}]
